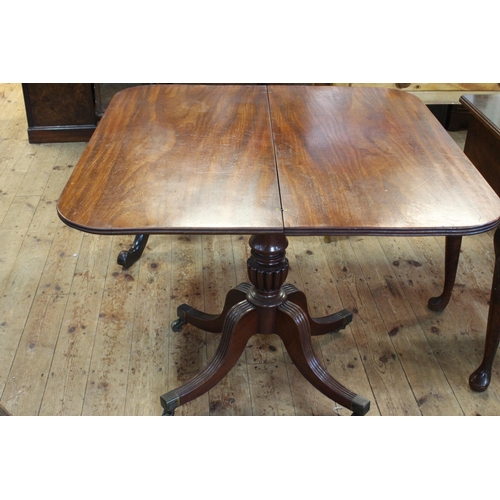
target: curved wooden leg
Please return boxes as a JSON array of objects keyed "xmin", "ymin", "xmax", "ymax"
[
  {"xmin": 276, "ymin": 300, "xmax": 370, "ymax": 415},
  {"xmin": 470, "ymin": 227, "xmax": 500, "ymax": 392},
  {"xmin": 161, "ymin": 301, "xmax": 258, "ymax": 414},
  {"xmin": 117, "ymin": 234, "xmax": 150, "ymax": 269},
  {"xmin": 171, "ymin": 283, "xmax": 251, "ymax": 333},
  {"xmin": 428, "ymin": 235, "xmax": 462, "ymax": 311},
  {"xmin": 162, "ymin": 233, "xmax": 370, "ymax": 416},
  {"xmin": 283, "ymin": 284, "xmax": 353, "ymax": 336}
]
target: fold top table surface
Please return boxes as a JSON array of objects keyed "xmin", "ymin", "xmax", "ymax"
[
  {"xmin": 269, "ymin": 85, "xmax": 500, "ymax": 236},
  {"xmin": 57, "ymin": 84, "xmax": 500, "ymax": 237},
  {"xmin": 57, "ymin": 85, "xmax": 282, "ymax": 235}
]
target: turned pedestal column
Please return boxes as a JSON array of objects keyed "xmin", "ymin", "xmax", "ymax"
[{"xmin": 161, "ymin": 233, "xmax": 370, "ymax": 416}]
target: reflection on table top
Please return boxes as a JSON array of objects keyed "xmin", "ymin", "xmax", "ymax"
[
  {"xmin": 460, "ymin": 93, "xmax": 500, "ymax": 139},
  {"xmin": 57, "ymin": 85, "xmax": 500, "ymax": 237}
]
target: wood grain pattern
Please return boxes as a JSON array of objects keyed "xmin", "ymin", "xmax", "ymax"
[
  {"xmin": 124, "ymin": 236, "xmax": 171, "ymax": 416},
  {"xmin": 268, "ymin": 85, "xmax": 500, "ymax": 236},
  {"xmin": 57, "ymin": 85, "xmax": 282, "ymax": 235},
  {"xmin": 39, "ymin": 233, "xmax": 112, "ymax": 415},
  {"xmin": 22, "ymin": 84, "xmax": 96, "ymax": 143},
  {"xmin": 58, "ymin": 85, "xmax": 500, "ymax": 239}
]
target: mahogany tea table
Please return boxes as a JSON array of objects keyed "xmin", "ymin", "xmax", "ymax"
[
  {"xmin": 57, "ymin": 85, "xmax": 500, "ymax": 416},
  {"xmin": 460, "ymin": 93, "xmax": 500, "ymax": 392}
]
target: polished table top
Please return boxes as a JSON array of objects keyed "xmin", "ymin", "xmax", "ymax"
[
  {"xmin": 58, "ymin": 85, "xmax": 281, "ymax": 234},
  {"xmin": 57, "ymin": 85, "xmax": 500, "ymax": 237},
  {"xmin": 460, "ymin": 93, "xmax": 500, "ymax": 140},
  {"xmin": 56, "ymin": 84, "xmax": 500, "ymax": 416}
]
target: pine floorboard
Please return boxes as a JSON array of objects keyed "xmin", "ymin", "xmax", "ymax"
[{"xmin": 1, "ymin": 83, "xmax": 500, "ymax": 416}]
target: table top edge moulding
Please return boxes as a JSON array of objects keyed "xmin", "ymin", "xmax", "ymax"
[
  {"xmin": 268, "ymin": 85, "xmax": 500, "ymax": 238},
  {"xmin": 460, "ymin": 94, "xmax": 500, "ymax": 139},
  {"xmin": 57, "ymin": 84, "xmax": 283, "ymax": 236}
]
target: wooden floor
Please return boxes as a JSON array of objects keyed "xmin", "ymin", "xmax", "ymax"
[{"xmin": 1, "ymin": 83, "xmax": 500, "ymax": 416}]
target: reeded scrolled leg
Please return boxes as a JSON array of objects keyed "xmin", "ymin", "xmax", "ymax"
[
  {"xmin": 276, "ymin": 300, "xmax": 370, "ymax": 416},
  {"xmin": 470, "ymin": 227, "xmax": 500, "ymax": 392},
  {"xmin": 171, "ymin": 283, "xmax": 251, "ymax": 333},
  {"xmin": 283, "ymin": 284, "xmax": 353, "ymax": 336},
  {"xmin": 162, "ymin": 232, "xmax": 369, "ymax": 416},
  {"xmin": 428, "ymin": 235, "xmax": 462, "ymax": 311},
  {"xmin": 161, "ymin": 301, "xmax": 258, "ymax": 414},
  {"xmin": 117, "ymin": 234, "xmax": 149, "ymax": 269}
]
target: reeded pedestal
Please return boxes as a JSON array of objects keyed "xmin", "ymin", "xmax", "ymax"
[{"xmin": 161, "ymin": 233, "xmax": 371, "ymax": 416}]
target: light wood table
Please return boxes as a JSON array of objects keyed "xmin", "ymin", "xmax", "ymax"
[{"xmin": 57, "ymin": 85, "xmax": 500, "ymax": 416}]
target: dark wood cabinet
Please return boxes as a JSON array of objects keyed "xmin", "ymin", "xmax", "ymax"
[
  {"xmin": 22, "ymin": 84, "xmax": 97, "ymax": 143},
  {"xmin": 22, "ymin": 83, "xmax": 147, "ymax": 143}
]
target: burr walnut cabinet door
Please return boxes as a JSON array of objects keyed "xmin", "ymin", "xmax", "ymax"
[{"xmin": 22, "ymin": 83, "xmax": 97, "ymax": 143}]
